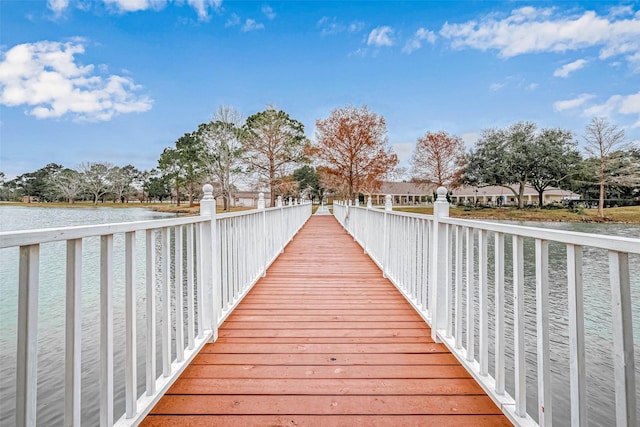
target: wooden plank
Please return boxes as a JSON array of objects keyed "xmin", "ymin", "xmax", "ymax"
[
  {"xmin": 149, "ymin": 395, "xmax": 504, "ymax": 415},
  {"xmin": 199, "ymin": 343, "xmax": 449, "ymax": 354},
  {"xmin": 142, "ymin": 414, "xmax": 513, "ymax": 427},
  {"xmin": 218, "ymin": 328, "xmax": 431, "ymax": 338},
  {"xmin": 180, "ymin": 364, "xmax": 472, "ymax": 379},
  {"xmin": 143, "ymin": 216, "xmax": 509, "ymax": 425},
  {"xmin": 167, "ymin": 378, "xmax": 486, "ymax": 395},
  {"xmin": 191, "ymin": 352, "xmax": 460, "ymax": 365}
]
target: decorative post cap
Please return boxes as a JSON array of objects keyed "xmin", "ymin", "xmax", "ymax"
[
  {"xmin": 355, "ymin": 199, "xmax": 360, "ymax": 207},
  {"xmin": 277, "ymin": 195, "xmax": 283, "ymax": 207},
  {"xmin": 436, "ymin": 186, "xmax": 448, "ymax": 202},
  {"xmin": 367, "ymin": 196, "xmax": 372, "ymax": 208},
  {"xmin": 202, "ymin": 184, "xmax": 214, "ymax": 201},
  {"xmin": 385, "ymin": 194, "xmax": 393, "ymax": 211},
  {"xmin": 348, "ymin": 200, "xmax": 352, "ymax": 206},
  {"xmin": 258, "ymin": 192, "xmax": 265, "ymax": 209}
]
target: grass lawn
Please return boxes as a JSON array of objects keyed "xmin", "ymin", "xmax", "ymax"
[
  {"xmin": 3, "ymin": 201, "xmax": 639, "ymax": 223},
  {"xmin": 394, "ymin": 205, "xmax": 640, "ymax": 224}
]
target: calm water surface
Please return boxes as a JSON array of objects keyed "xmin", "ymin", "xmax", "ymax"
[{"xmin": 0, "ymin": 208, "xmax": 639, "ymax": 426}]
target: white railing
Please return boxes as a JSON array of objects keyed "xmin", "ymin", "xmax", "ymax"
[
  {"xmin": 0, "ymin": 185, "xmax": 311, "ymax": 427},
  {"xmin": 334, "ymin": 188, "xmax": 639, "ymax": 427}
]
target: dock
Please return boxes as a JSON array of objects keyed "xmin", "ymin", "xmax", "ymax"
[{"xmin": 141, "ymin": 216, "xmax": 510, "ymax": 426}]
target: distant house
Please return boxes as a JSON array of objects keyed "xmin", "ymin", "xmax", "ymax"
[
  {"xmin": 216, "ymin": 191, "xmax": 272, "ymax": 208},
  {"xmin": 364, "ymin": 182, "xmax": 580, "ymax": 206},
  {"xmin": 449, "ymin": 184, "xmax": 580, "ymax": 206},
  {"xmin": 368, "ymin": 182, "xmax": 434, "ymax": 205}
]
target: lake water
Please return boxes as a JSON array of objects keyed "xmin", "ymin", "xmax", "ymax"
[{"xmin": 0, "ymin": 207, "xmax": 639, "ymax": 426}]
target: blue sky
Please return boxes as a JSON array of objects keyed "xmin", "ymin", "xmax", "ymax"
[{"xmin": 1, "ymin": 0, "xmax": 639, "ymax": 179}]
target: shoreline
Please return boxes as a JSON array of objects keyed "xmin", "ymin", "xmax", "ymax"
[{"xmin": 1, "ymin": 202, "xmax": 639, "ymax": 224}]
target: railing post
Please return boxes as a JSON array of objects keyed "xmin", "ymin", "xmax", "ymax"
[
  {"xmin": 367, "ymin": 196, "xmax": 372, "ymax": 208},
  {"xmin": 200, "ymin": 184, "xmax": 218, "ymax": 341},
  {"xmin": 277, "ymin": 196, "xmax": 285, "ymax": 253},
  {"xmin": 382, "ymin": 195, "xmax": 392, "ymax": 278},
  {"xmin": 16, "ymin": 245, "xmax": 39, "ymax": 427},
  {"xmin": 430, "ymin": 187, "xmax": 449, "ymax": 342},
  {"xmin": 258, "ymin": 192, "xmax": 267, "ymax": 276}
]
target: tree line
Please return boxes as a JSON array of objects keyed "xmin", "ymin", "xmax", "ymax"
[{"xmin": 1, "ymin": 106, "xmax": 638, "ymax": 218}]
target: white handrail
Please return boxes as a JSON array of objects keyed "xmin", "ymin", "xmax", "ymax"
[
  {"xmin": 334, "ymin": 189, "xmax": 639, "ymax": 427},
  {"xmin": 1, "ymin": 185, "xmax": 312, "ymax": 427}
]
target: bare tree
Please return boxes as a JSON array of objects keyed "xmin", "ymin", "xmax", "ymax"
[
  {"xmin": 198, "ymin": 106, "xmax": 245, "ymax": 211},
  {"xmin": 49, "ymin": 168, "xmax": 84, "ymax": 203},
  {"xmin": 312, "ymin": 105, "xmax": 398, "ymax": 199},
  {"xmin": 583, "ymin": 117, "xmax": 628, "ymax": 218},
  {"xmin": 78, "ymin": 161, "xmax": 113, "ymax": 204},
  {"xmin": 410, "ymin": 130, "xmax": 466, "ymax": 188}
]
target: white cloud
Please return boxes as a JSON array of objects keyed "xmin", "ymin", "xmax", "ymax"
[
  {"xmin": 0, "ymin": 40, "xmax": 152, "ymax": 121},
  {"xmin": 103, "ymin": 0, "xmax": 162, "ymax": 13},
  {"xmin": 367, "ymin": 26, "xmax": 394, "ymax": 47},
  {"xmin": 553, "ymin": 93, "xmax": 595, "ymax": 111},
  {"xmin": 186, "ymin": 0, "xmax": 222, "ymax": 21},
  {"xmin": 317, "ymin": 17, "xmax": 364, "ymax": 36},
  {"xmin": 242, "ymin": 19, "xmax": 264, "ymax": 32},
  {"xmin": 47, "ymin": 0, "xmax": 222, "ymax": 20},
  {"xmin": 402, "ymin": 28, "xmax": 436, "ymax": 54},
  {"xmin": 583, "ymin": 91, "xmax": 640, "ymax": 127},
  {"xmin": 440, "ymin": 6, "xmax": 640, "ymax": 70},
  {"xmin": 554, "ymin": 59, "xmax": 588, "ymax": 77},
  {"xmin": 490, "ymin": 82, "xmax": 505, "ymax": 91},
  {"xmin": 262, "ymin": 5, "xmax": 275, "ymax": 20},
  {"xmin": 47, "ymin": 0, "xmax": 69, "ymax": 14},
  {"xmin": 225, "ymin": 13, "xmax": 240, "ymax": 27}
]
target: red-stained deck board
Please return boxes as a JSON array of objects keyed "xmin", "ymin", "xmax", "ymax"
[{"xmin": 141, "ymin": 215, "xmax": 511, "ymax": 426}]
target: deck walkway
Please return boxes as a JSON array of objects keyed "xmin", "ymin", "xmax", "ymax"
[{"xmin": 141, "ymin": 216, "xmax": 511, "ymax": 426}]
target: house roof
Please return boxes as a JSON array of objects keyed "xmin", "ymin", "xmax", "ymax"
[{"xmin": 377, "ymin": 181, "xmax": 434, "ymax": 195}]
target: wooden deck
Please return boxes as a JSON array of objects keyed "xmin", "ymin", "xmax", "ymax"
[{"xmin": 141, "ymin": 215, "xmax": 511, "ymax": 426}]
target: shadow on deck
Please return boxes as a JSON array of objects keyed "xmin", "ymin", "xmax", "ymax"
[{"xmin": 141, "ymin": 216, "xmax": 511, "ymax": 426}]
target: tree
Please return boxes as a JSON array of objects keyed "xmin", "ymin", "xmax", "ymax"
[
  {"xmin": 14, "ymin": 163, "xmax": 64, "ymax": 202},
  {"xmin": 145, "ymin": 174, "xmax": 172, "ymax": 202},
  {"xmin": 607, "ymin": 148, "xmax": 640, "ymax": 199},
  {"xmin": 158, "ymin": 133, "xmax": 208, "ymax": 207},
  {"xmin": 158, "ymin": 147, "xmax": 182, "ymax": 204},
  {"xmin": 527, "ymin": 128, "xmax": 581, "ymax": 206},
  {"xmin": 49, "ymin": 168, "xmax": 84, "ymax": 203},
  {"xmin": 79, "ymin": 162, "xmax": 113, "ymax": 204},
  {"xmin": 465, "ymin": 122, "xmax": 578, "ymax": 208},
  {"xmin": 242, "ymin": 107, "xmax": 310, "ymax": 206},
  {"xmin": 583, "ymin": 117, "xmax": 629, "ymax": 218},
  {"xmin": 410, "ymin": 130, "xmax": 465, "ymax": 188},
  {"xmin": 293, "ymin": 165, "xmax": 323, "ymax": 202},
  {"xmin": 311, "ymin": 105, "xmax": 398, "ymax": 199},
  {"xmin": 198, "ymin": 106, "xmax": 245, "ymax": 211},
  {"xmin": 109, "ymin": 165, "xmax": 139, "ymax": 203}
]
